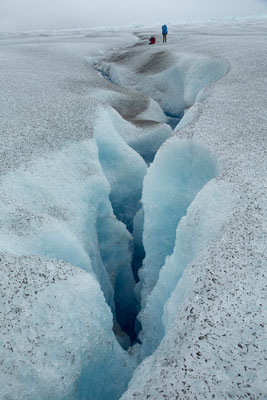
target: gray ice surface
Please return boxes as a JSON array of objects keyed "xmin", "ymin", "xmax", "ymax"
[
  {"xmin": 119, "ymin": 18, "xmax": 267, "ymax": 400},
  {"xmin": 0, "ymin": 16, "xmax": 266, "ymax": 400}
]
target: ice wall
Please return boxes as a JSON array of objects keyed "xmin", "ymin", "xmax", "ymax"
[
  {"xmin": 134, "ymin": 54, "xmax": 228, "ymax": 119},
  {"xmin": 0, "ymin": 139, "xmax": 131, "ymax": 312},
  {"xmin": 94, "ymin": 108, "xmax": 147, "ymax": 231},
  {"xmin": 137, "ymin": 138, "xmax": 217, "ymax": 307},
  {"xmin": 0, "ymin": 109, "xmax": 147, "ymax": 397},
  {"xmin": 138, "ymin": 181, "xmax": 237, "ymax": 359},
  {"xmin": 93, "ymin": 101, "xmax": 172, "ymax": 165},
  {"xmin": 132, "ymin": 207, "xmax": 145, "ymax": 282},
  {"xmin": 94, "ymin": 108, "xmax": 149, "ymax": 337}
]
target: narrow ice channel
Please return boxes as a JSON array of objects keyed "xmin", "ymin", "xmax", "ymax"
[
  {"xmin": 85, "ymin": 49, "xmax": 228, "ymax": 398},
  {"xmin": 90, "ymin": 48, "xmax": 228, "ymax": 340},
  {"xmin": 0, "ymin": 47, "xmax": 228, "ymax": 400}
]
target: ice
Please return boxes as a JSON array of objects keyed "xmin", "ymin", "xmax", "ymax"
[
  {"xmin": 0, "ymin": 253, "xmax": 136, "ymax": 400},
  {"xmin": 0, "ymin": 139, "xmax": 134, "ymax": 312},
  {"xmin": 163, "ymin": 183, "xmax": 238, "ymax": 330},
  {"xmin": 87, "ymin": 85, "xmax": 172, "ymax": 164},
  {"xmin": 0, "ymin": 30, "xmax": 146, "ymax": 399},
  {"xmin": 105, "ymin": 106, "xmax": 172, "ymax": 164},
  {"xmin": 1, "ymin": 16, "xmax": 266, "ymax": 400},
  {"xmin": 138, "ymin": 54, "xmax": 228, "ymax": 117},
  {"xmin": 138, "ymin": 180, "xmax": 238, "ymax": 359},
  {"xmin": 137, "ymin": 138, "xmax": 217, "ymax": 306},
  {"xmin": 93, "ymin": 51, "xmax": 228, "ymax": 120},
  {"xmin": 136, "ymin": 98, "xmax": 168, "ymax": 123},
  {"xmin": 120, "ymin": 17, "xmax": 267, "ymax": 400},
  {"xmin": 0, "ymin": 129, "xmax": 143, "ymax": 345},
  {"xmin": 174, "ymin": 105, "xmax": 195, "ymax": 131},
  {"xmin": 94, "ymin": 108, "xmax": 147, "ymax": 231},
  {"xmin": 0, "ymin": 117, "xmax": 140, "ymax": 396},
  {"xmin": 128, "ymin": 123, "xmax": 172, "ymax": 164}
]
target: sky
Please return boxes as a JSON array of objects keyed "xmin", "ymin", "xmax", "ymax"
[{"xmin": 0, "ymin": 0, "xmax": 267, "ymax": 32}]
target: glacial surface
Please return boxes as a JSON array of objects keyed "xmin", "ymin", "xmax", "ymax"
[{"xmin": 0, "ymin": 16, "xmax": 266, "ymax": 400}]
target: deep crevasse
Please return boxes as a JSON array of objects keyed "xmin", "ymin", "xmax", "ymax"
[
  {"xmin": 0, "ymin": 114, "xmax": 144, "ymax": 399},
  {"xmin": 0, "ymin": 108, "xmax": 219, "ymax": 400},
  {"xmin": 137, "ymin": 139, "xmax": 217, "ymax": 306},
  {"xmin": 0, "ymin": 44, "xmax": 230, "ymax": 400}
]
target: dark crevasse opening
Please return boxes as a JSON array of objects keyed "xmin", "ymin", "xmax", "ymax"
[
  {"xmin": 101, "ymin": 201, "xmax": 145, "ymax": 344},
  {"xmin": 165, "ymin": 111, "xmax": 184, "ymax": 130},
  {"xmin": 131, "ymin": 207, "xmax": 145, "ymax": 283},
  {"xmin": 94, "ymin": 110, "xmax": 148, "ymax": 346},
  {"xmin": 96, "ymin": 208, "xmax": 140, "ymax": 346},
  {"xmin": 114, "ymin": 269, "xmax": 139, "ymax": 343},
  {"xmin": 131, "ymin": 240, "xmax": 145, "ymax": 284}
]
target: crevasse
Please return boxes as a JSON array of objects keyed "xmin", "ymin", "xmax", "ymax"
[
  {"xmin": 88, "ymin": 50, "xmax": 228, "ymax": 395},
  {"xmin": 0, "ymin": 47, "xmax": 228, "ymax": 400}
]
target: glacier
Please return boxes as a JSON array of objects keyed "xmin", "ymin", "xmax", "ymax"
[{"xmin": 0, "ymin": 15, "xmax": 266, "ymax": 400}]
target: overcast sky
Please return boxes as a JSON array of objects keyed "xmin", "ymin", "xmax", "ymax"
[{"xmin": 0, "ymin": 0, "xmax": 267, "ymax": 32}]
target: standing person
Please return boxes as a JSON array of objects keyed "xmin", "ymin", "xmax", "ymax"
[{"xmin": 162, "ymin": 24, "xmax": 168, "ymax": 43}]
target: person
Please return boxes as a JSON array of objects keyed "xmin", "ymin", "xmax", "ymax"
[
  {"xmin": 162, "ymin": 25, "xmax": 168, "ymax": 43},
  {"xmin": 149, "ymin": 36, "xmax": 156, "ymax": 45}
]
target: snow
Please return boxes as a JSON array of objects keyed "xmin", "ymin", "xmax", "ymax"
[{"xmin": 0, "ymin": 15, "xmax": 266, "ymax": 400}]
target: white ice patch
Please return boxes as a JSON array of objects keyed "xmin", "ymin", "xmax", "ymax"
[{"xmin": 136, "ymin": 98, "xmax": 169, "ymax": 123}]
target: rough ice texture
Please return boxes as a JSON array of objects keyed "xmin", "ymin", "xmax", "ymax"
[
  {"xmin": 0, "ymin": 31, "xmax": 142, "ymax": 398},
  {"xmin": 137, "ymin": 179, "xmax": 239, "ymax": 360},
  {"xmin": 137, "ymin": 139, "xmax": 217, "ymax": 307},
  {"xmin": 92, "ymin": 48, "xmax": 228, "ymax": 119},
  {"xmin": 120, "ymin": 18, "xmax": 267, "ymax": 400},
  {"xmin": 1, "ymin": 17, "xmax": 266, "ymax": 400},
  {"xmin": 122, "ymin": 200, "xmax": 266, "ymax": 399},
  {"xmin": 94, "ymin": 108, "xmax": 147, "ymax": 231},
  {"xmin": 0, "ymin": 139, "xmax": 135, "ymax": 314},
  {"xmin": 0, "ymin": 252, "xmax": 135, "ymax": 400}
]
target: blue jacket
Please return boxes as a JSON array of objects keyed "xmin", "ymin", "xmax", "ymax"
[{"xmin": 162, "ymin": 25, "xmax": 168, "ymax": 35}]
